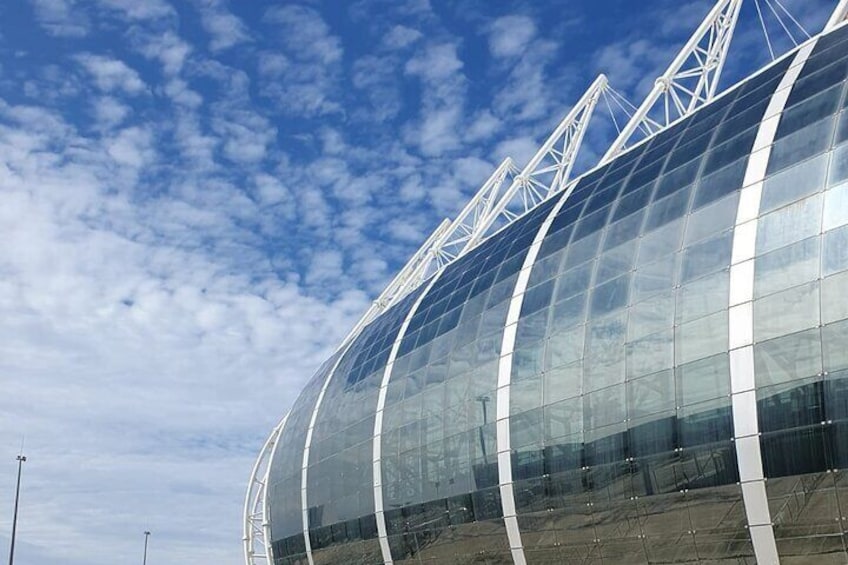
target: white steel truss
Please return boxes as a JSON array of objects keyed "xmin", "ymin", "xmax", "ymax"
[
  {"xmin": 339, "ymin": 218, "xmax": 451, "ymax": 348},
  {"xmin": 466, "ymin": 73, "xmax": 608, "ymax": 249},
  {"xmin": 340, "ymin": 74, "xmax": 608, "ymax": 350},
  {"xmin": 244, "ymin": 414, "xmax": 288, "ymax": 565},
  {"xmin": 601, "ymin": 0, "xmax": 743, "ymax": 164},
  {"xmin": 420, "ymin": 157, "xmax": 517, "ymax": 272},
  {"xmin": 827, "ymin": 0, "xmax": 848, "ymax": 30},
  {"xmin": 339, "ymin": 160, "xmax": 515, "ymax": 348}
]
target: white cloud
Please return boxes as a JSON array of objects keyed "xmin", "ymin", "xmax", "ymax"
[
  {"xmin": 195, "ymin": 0, "xmax": 251, "ymax": 52},
  {"xmin": 404, "ymin": 42, "xmax": 463, "ymax": 83},
  {"xmin": 90, "ymin": 95, "xmax": 130, "ymax": 129},
  {"xmin": 30, "ymin": 0, "xmax": 90, "ymax": 37},
  {"xmin": 75, "ymin": 54, "xmax": 146, "ymax": 95},
  {"xmin": 259, "ymin": 5, "xmax": 343, "ymax": 117},
  {"xmin": 134, "ymin": 30, "xmax": 192, "ymax": 76},
  {"xmin": 95, "ymin": 0, "xmax": 174, "ymax": 21},
  {"xmin": 264, "ymin": 5, "xmax": 342, "ymax": 65},
  {"xmin": 383, "ymin": 24, "xmax": 422, "ymax": 49},
  {"xmin": 403, "ymin": 42, "xmax": 467, "ymax": 156},
  {"xmin": 594, "ymin": 37, "xmax": 670, "ymax": 98},
  {"xmin": 306, "ymin": 249, "xmax": 344, "ymax": 286},
  {"xmin": 488, "ymin": 15, "xmax": 537, "ymax": 58}
]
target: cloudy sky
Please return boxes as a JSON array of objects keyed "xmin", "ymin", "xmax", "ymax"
[{"xmin": 0, "ymin": 0, "xmax": 837, "ymax": 563}]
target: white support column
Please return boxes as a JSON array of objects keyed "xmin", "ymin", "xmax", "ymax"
[
  {"xmin": 367, "ymin": 157, "xmax": 530, "ymax": 563},
  {"xmin": 244, "ymin": 413, "xmax": 290, "ymax": 565},
  {"xmin": 826, "ymin": 0, "xmax": 848, "ymax": 31},
  {"xmin": 496, "ymin": 185, "xmax": 575, "ymax": 565},
  {"xmin": 729, "ymin": 37, "xmax": 819, "ymax": 565},
  {"xmin": 467, "ymin": 75, "xmax": 608, "ymax": 252},
  {"xmin": 601, "ymin": 0, "xmax": 743, "ymax": 164},
  {"xmin": 300, "ymin": 351, "xmax": 358, "ymax": 565},
  {"xmin": 372, "ymin": 266, "xmax": 448, "ymax": 564}
]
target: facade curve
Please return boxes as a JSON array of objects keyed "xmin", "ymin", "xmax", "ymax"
[{"xmin": 265, "ymin": 23, "xmax": 848, "ymax": 565}]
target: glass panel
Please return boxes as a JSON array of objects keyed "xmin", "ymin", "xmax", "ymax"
[
  {"xmin": 756, "ymin": 193, "xmax": 824, "ymax": 255},
  {"xmin": 768, "ymin": 117, "xmax": 835, "ymax": 174},
  {"xmin": 590, "ymin": 273, "xmax": 630, "ymax": 316},
  {"xmin": 543, "ymin": 361, "xmax": 582, "ymax": 404},
  {"xmin": 823, "ymin": 319, "xmax": 848, "ymax": 373},
  {"xmin": 626, "ymin": 329, "xmax": 674, "ymax": 379},
  {"xmin": 637, "ymin": 219, "xmax": 684, "ymax": 266},
  {"xmin": 754, "ymin": 328, "xmax": 823, "ymax": 388},
  {"xmin": 680, "ymin": 231, "xmax": 732, "ymax": 283},
  {"xmin": 754, "ymin": 236, "xmax": 821, "ymax": 299},
  {"xmin": 545, "ymin": 325, "xmax": 585, "ymax": 370},
  {"xmin": 584, "ymin": 384, "xmax": 626, "ymax": 430},
  {"xmin": 760, "ymin": 152, "xmax": 829, "ymax": 213},
  {"xmin": 692, "ymin": 158, "xmax": 746, "ymax": 209},
  {"xmin": 823, "ymin": 224, "xmax": 848, "ymax": 276},
  {"xmin": 627, "ymin": 370, "xmax": 675, "ymax": 419},
  {"xmin": 628, "ymin": 291, "xmax": 674, "ymax": 341},
  {"xmin": 583, "ymin": 313, "xmax": 626, "ymax": 392},
  {"xmin": 753, "ymin": 281, "xmax": 820, "ymax": 342},
  {"xmin": 683, "ymin": 192, "xmax": 739, "ymax": 246},
  {"xmin": 549, "ymin": 293, "xmax": 587, "ymax": 334},
  {"xmin": 824, "ymin": 181, "xmax": 848, "ymax": 231},
  {"xmin": 675, "ymin": 310, "xmax": 728, "ymax": 365},
  {"xmin": 829, "ymin": 141, "xmax": 848, "ymax": 186},
  {"xmin": 632, "ymin": 257, "xmax": 678, "ymax": 302},
  {"xmin": 676, "ymin": 269, "xmax": 729, "ymax": 324},
  {"xmin": 676, "ymin": 354, "xmax": 731, "ymax": 406},
  {"xmin": 822, "ymin": 270, "xmax": 848, "ymax": 324}
]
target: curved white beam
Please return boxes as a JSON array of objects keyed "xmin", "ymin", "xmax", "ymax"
[
  {"xmin": 496, "ymin": 184, "xmax": 573, "ymax": 565},
  {"xmin": 728, "ymin": 35, "xmax": 819, "ymax": 565},
  {"xmin": 244, "ymin": 413, "xmax": 289, "ymax": 565}
]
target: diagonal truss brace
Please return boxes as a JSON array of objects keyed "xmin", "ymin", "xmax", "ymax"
[
  {"xmin": 343, "ymin": 75, "xmax": 608, "ymax": 343},
  {"xmin": 601, "ymin": 0, "xmax": 743, "ymax": 164},
  {"xmin": 340, "ymin": 218, "xmax": 452, "ymax": 348},
  {"xmin": 420, "ymin": 157, "xmax": 517, "ymax": 271},
  {"xmin": 339, "ymin": 159, "xmax": 515, "ymax": 346},
  {"xmin": 244, "ymin": 414, "xmax": 288, "ymax": 565},
  {"xmin": 340, "ymin": 74, "xmax": 608, "ymax": 349},
  {"xmin": 465, "ymin": 73, "xmax": 608, "ymax": 250},
  {"xmin": 826, "ymin": 0, "xmax": 848, "ymax": 31}
]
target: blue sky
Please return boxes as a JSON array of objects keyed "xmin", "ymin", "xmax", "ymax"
[{"xmin": 0, "ymin": 0, "xmax": 836, "ymax": 563}]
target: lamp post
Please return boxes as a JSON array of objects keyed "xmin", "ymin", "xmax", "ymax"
[
  {"xmin": 8, "ymin": 455, "xmax": 26, "ymax": 565},
  {"xmin": 142, "ymin": 531, "xmax": 150, "ymax": 565},
  {"xmin": 476, "ymin": 395, "xmax": 490, "ymax": 459}
]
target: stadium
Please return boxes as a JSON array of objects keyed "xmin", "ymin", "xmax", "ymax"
[{"xmin": 246, "ymin": 1, "xmax": 848, "ymax": 563}]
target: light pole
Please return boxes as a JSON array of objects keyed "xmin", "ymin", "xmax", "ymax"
[
  {"xmin": 142, "ymin": 531, "xmax": 150, "ymax": 565},
  {"xmin": 8, "ymin": 454, "xmax": 26, "ymax": 565}
]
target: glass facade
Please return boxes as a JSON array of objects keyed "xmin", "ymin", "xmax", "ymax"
[{"xmin": 266, "ymin": 23, "xmax": 848, "ymax": 565}]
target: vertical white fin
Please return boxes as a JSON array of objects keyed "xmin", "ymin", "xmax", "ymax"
[{"xmin": 244, "ymin": 414, "xmax": 289, "ymax": 565}]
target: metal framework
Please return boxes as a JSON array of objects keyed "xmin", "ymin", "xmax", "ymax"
[
  {"xmin": 827, "ymin": 0, "xmax": 848, "ymax": 30},
  {"xmin": 247, "ymin": 3, "xmax": 848, "ymax": 565},
  {"xmin": 467, "ymin": 74, "xmax": 608, "ymax": 248},
  {"xmin": 243, "ymin": 414, "xmax": 288, "ymax": 565},
  {"xmin": 338, "ymin": 218, "xmax": 451, "ymax": 348},
  {"xmin": 601, "ymin": 0, "xmax": 743, "ymax": 163},
  {"xmin": 339, "ymin": 74, "xmax": 608, "ymax": 351}
]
